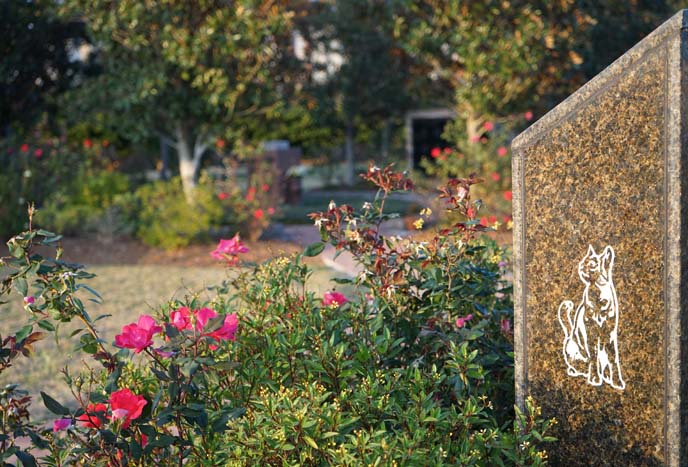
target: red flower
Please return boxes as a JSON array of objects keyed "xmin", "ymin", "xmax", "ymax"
[
  {"xmin": 217, "ymin": 191, "xmax": 229, "ymax": 201},
  {"xmin": 78, "ymin": 403, "xmax": 107, "ymax": 429},
  {"xmin": 466, "ymin": 206, "xmax": 475, "ymax": 218},
  {"xmin": 443, "ymin": 147, "xmax": 452, "ymax": 154},
  {"xmin": 20, "ymin": 144, "xmax": 29, "ymax": 153},
  {"xmin": 253, "ymin": 208, "xmax": 264, "ymax": 220},
  {"xmin": 83, "ymin": 139, "xmax": 93, "ymax": 149},
  {"xmin": 524, "ymin": 111, "xmax": 534, "ymax": 121},
  {"xmin": 114, "ymin": 315, "xmax": 162, "ymax": 353},
  {"xmin": 483, "ymin": 121, "xmax": 494, "ymax": 132},
  {"xmin": 323, "ymin": 291, "xmax": 347, "ymax": 307},
  {"xmin": 245, "ymin": 187, "xmax": 256, "ymax": 202},
  {"xmin": 503, "ymin": 191, "xmax": 513, "ymax": 201},
  {"xmin": 488, "ymin": 215, "xmax": 497, "ymax": 225},
  {"xmin": 503, "ymin": 215, "xmax": 512, "ymax": 223},
  {"xmin": 109, "ymin": 389, "xmax": 147, "ymax": 429},
  {"xmin": 216, "ymin": 139, "xmax": 226, "ymax": 149},
  {"xmin": 490, "ymin": 172, "xmax": 500, "ymax": 182},
  {"xmin": 34, "ymin": 148, "xmax": 43, "ymax": 158},
  {"xmin": 480, "ymin": 217, "xmax": 489, "ymax": 227},
  {"xmin": 170, "ymin": 306, "xmax": 192, "ymax": 331},
  {"xmin": 430, "ymin": 147, "xmax": 441, "ymax": 158},
  {"xmin": 497, "ymin": 146, "xmax": 508, "ymax": 157},
  {"xmin": 456, "ymin": 314, "xmax": 474, "ymax": 328},
  {"xmin": 261, "ymin": 183, "xmax": 270, "ymax": 192}
]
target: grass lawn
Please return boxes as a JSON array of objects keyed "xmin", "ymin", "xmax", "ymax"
[{"xmin": 0, "ymin": 263, "xmax": 347, "ymax": 422}]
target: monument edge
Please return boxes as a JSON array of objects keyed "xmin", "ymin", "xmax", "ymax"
[
  {"xmin": 512, "ymin": 9, "xmax": 688, "ymax": 151},
  {"xmin": 511, "ymin": 142, "xmax": 526, "ymax": 411},
  {"xmin": 664, "ymin": 29, "xmax": 683, "ymax": 467}
]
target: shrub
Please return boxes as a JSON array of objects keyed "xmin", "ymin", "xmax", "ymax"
[
  {"xmin": 135, "ymin": 178, "xmax": 223, "ymax": 250},
  {"xmin": 36, "ymin": 169, "xmax": 130, "ymax": 236},
  {"xmin": 0, "ymin": 168, "xmax": 554, "ymax": 466}
]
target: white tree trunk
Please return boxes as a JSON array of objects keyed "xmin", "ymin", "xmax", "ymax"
[
  {"xmin": 175, "ymin": 124, "xmax": 209, "ymax": 203},
  {"xmin": 344, "ymin": 122, "xmax": 355, "ymax": 186}
]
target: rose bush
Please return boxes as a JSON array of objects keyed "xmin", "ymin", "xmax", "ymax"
[{"xmin": 0, "ymin": 167, "xmax": 554, "ymax": 466}]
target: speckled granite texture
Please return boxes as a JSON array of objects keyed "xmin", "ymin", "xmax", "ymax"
[{"xmin": 512, "ymin": 10, "xmax": 688, "ymax": 467}]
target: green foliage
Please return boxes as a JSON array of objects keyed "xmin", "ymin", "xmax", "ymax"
[
  {"xmin": 36, "ymin": 169, "xmax": 130, "ymax": 236},
  {"xmin": 135, "ymin": 178, "xmax": 223, "ymax": 250}
]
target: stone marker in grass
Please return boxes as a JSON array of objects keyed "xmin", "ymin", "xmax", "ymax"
[{"xmin": 512, "ymin": 10, "xmax": 688, "ymax": 467}]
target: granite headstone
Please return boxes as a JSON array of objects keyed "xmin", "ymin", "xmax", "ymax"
[{"xmin": 512, "ymin": 10, "xmax": 688, "ymax": 467}]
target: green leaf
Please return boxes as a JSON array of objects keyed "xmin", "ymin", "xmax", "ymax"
[
  {"xmin": 41, "ymin": 392, "xmax": 70, "ymax": 416},
  {"xmin": 14, "ymin": 278, "xmax": 28, "ymax": 297},
  {"xmin": 303, "ymin": 435, "xmax": 319, "ymax": 450},
  {"xmin": 16, "ymin": 325, "xmax": 33, "ymax": 342},
  {"xmin": 16, "ymin": 450, "xmax": 36, "ymax": 467},
  {"xmin": 303, "ymin": 242, "xmax": 326, "ymax": 257}
]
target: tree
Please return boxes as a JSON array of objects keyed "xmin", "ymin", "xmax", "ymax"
[
  {"xmin": 301, "ymin": 0, "xmax": 410, "ymax": 185},
  {"xmin": 59, "ymin": 0, "xmax": 293, "ymax": 200},
  {"xmin": 397, "ymin": 1, "xmax": 591, "ymax": 145},
  {"xmin": 0, "ymin": 0, "xmax": 89, "ymax": 134}
]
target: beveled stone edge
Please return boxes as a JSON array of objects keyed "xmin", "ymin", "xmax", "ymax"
[
  {"xmin": 664, "ymin": 30, "xmax": 683, "ymax": 467},
  {"xmin": 512, "ymin": 9, "xmax": 688, "ymax": 151},
  {"xmin": 512, "ymin": 137, "xmax": 526, "ymax": 410}
]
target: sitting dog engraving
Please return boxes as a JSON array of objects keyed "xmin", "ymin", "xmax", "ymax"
[{"xmin": 557, "ymin": 245, "xmax": 625, "ymax": 390}]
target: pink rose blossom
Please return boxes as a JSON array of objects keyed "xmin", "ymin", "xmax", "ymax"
[
  {"xmin": 524, "ymin": 111, "xmax": 534, "ymax": 121},
  {"xmin": 194, "ymin": 308, "xmax": 239, "ymax": 345},
  {"xmin": 497, "ymin": 146, "xmax": 508, "ymax": 157},
  {"xmin": 503, "ymin": 191, "xmax": 513, "ymax": 201},
  {"xmin": 114, "ymin": 315, "xmax": 162, "ymax": 353},
  {"xmin": 267, "ymin": 207, "xmax": 275, "ymax": 215},
  {"xmin": 323, "ymin": 291, "xmax": 348, "ymax": 307},
  {"xmin": 109, "ymin": 389, "xmax": 147, "ymax": 429},
  {"xmin": 20, "ymin": 143, "xmax": 29, "ymax": 153},
  {"xmin": 490, "ymin": 172, "xmax": 500, "ymax": 182},
  {"xmin": 170, "ymin": 306, "xmax": 192, "ymax": 331},
  {"xmin": 482, "ymin": 121, "xmax": 494, "ymax": 132},
  {"xmin": 23, "ymin": 296, "xmax": 35, "ymax": 305},
  {"xmin": 253, "ymin": 208, "xmax": 264, "ymax": 220},
  {"xmin": 34, "ymin": 148, "xmax": 43, "ymax": 158},
  {"xmin": 455, "ymin": 314, "xmax": 474, "ymax": 328},
  {"xmin": 53, "ymin": 418, "xmax": 71, "ymax": 432},
  {"xmin": 469, "ymin": 135, "xmax": 480, "ymax": 143},
  {"xmin": 430, "ymin": 147, "xmax": 441, "ymax": 158},
  {"xmin": 210, "ymin": 234, "xmax": 249, "ymax": 266}
]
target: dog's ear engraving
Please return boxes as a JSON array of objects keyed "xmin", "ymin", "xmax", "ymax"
[{"xmin": 558, "ymin": 245, "xmax": 625, "ymax": 390}]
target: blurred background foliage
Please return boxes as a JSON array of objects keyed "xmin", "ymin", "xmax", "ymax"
[{"xmin": 1, "ymin": 0, "xmax": 684, "ymax": 243}]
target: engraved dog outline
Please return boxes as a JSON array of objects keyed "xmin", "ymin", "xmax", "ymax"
[{"xmin": 557, "ymin": 245, "xmax": 625, "ymax": 390}]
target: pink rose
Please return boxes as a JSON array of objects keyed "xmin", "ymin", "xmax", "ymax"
[
  {"xmin": 430, "ymin": 147, "xmax": 441, "ymax": 158},
  {"xmin": 210, "ymin": 234, "xmax": 249, "ymax": 264},
  {"xmin": 503, "ymin": 191, "xmax": 513, "ymax": 201},
  {"xmin": 114, "ymin": 315, "xmax": 162, "ymax": 353},
  {"xmin": 455, "ymin": 314, "xmax": 474, "ymax": 328},
  {"xmin": 323, "ymin": 291, "xmax": 347, "ymax": 307},
  {"xmin": 23, "ymin": 296, "xmax": 35, "ymax": 305},
  {"xmin": 482, "ymin": 121, "xmax": 494, "ymax": 132},
  {"xmin": 524, "ymin": 111, "xmax": 533, "ymax": 121},
  {"xmin": 170, "ymin": 306, "xmax": 192, "ymax": 331},
  {"xmin": 490, "ymin": 172, "xmax": 500, "ymax": 182},
  {"xmin": 497, "ymin": 146, "xmax": 508, "ymax": 157},
  {"xmin": 194, "ymin": 308, "xmax": 239, "ymax": 344},
  {"xmin": 253, "ymin": 208, "xmax": 264, "ymax": 220},
  {"xmin": 109, "ymin": 389, "xmax": 147, "ymax": 429},
  {"xmin": 53, "ymin": 418, "xmax": 71, "ymax": 432}
]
